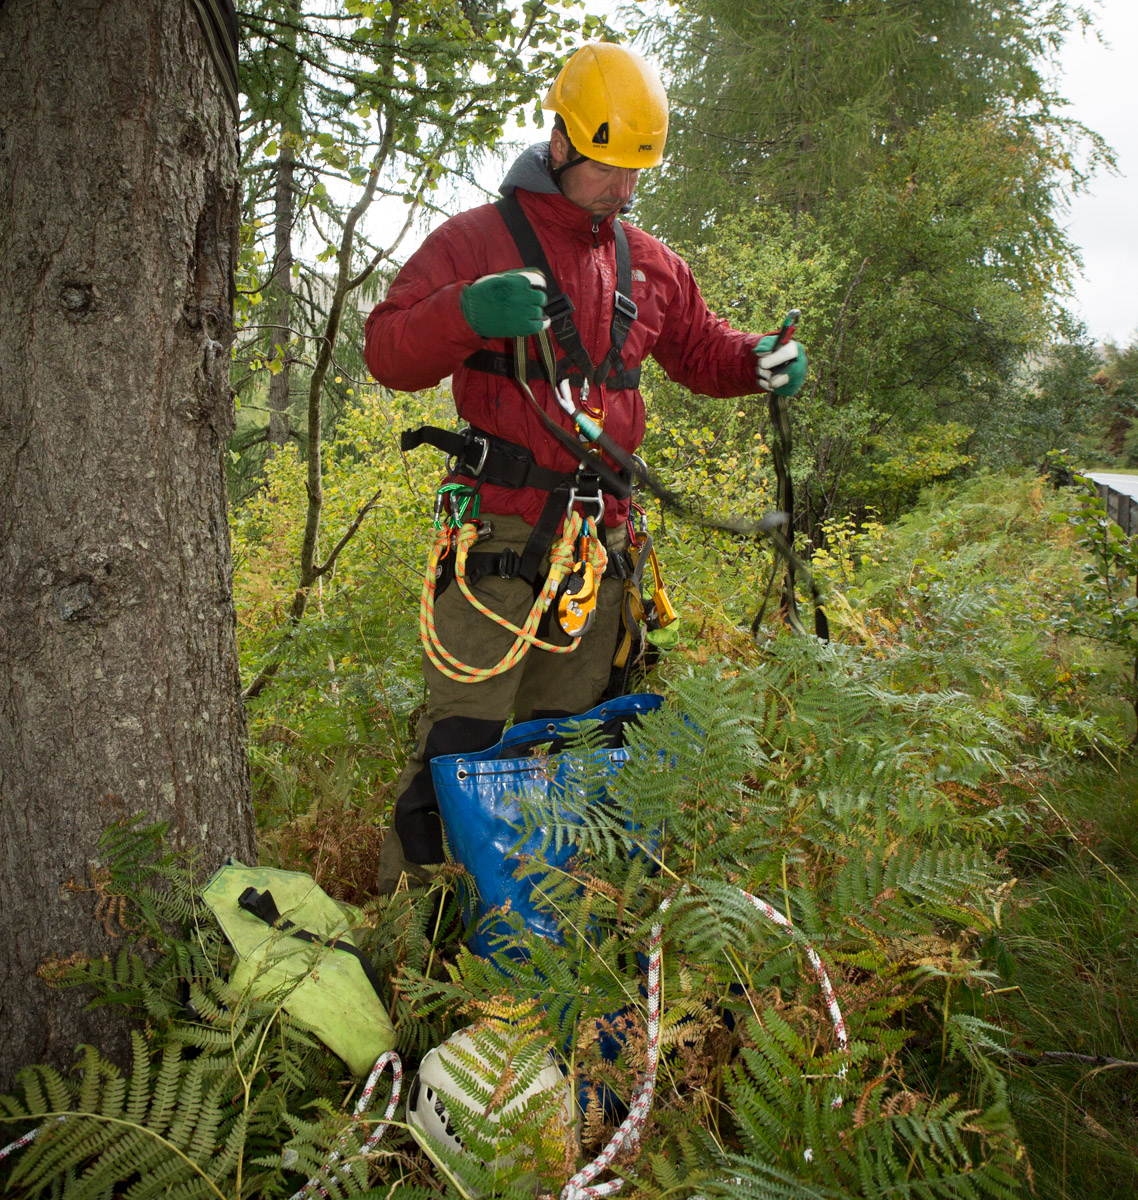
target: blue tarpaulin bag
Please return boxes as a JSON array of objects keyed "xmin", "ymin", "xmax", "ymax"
[{"xmin": 430, "ymin": 693, "xmax": 663, "ymax": 959}]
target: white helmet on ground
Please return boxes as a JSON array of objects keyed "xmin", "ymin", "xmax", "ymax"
[{"xmin": 407, "ymin": 1022, "xmax": 578, "ymax": 1193}]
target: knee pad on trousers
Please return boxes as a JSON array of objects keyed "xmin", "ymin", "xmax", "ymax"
[{"xmin": 394, "ymin": 715, "xmax": 505, "ymax": 864}]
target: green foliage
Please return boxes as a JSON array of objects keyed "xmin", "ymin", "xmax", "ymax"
[
  {"xmin": 714, "ymin": 1013, "xmax": 1020, "ymax": 1200},
  {"xmin": 992, "ymin": 336, "xmax": 1113, "ymax": 469},
  {"xmin": 233, "ymin": 388, "xmax": 442, "ymax": 867},
  {"xmin": 1053, "ymin": 471, "xmax": 1138, "ymax": 738},
  {"xmin": 0, "ymin": 820, "xmax": 415, "ymax": 1200},
  {"xmin": 382, "ymin": 633, "xmax": 1033, "ymax": 1193},
  {"xmin": 627, "ymin": 1, "xmax": 1115, "ymax": 535},
  {"xmin": 637, "ymin": 142, "xmax": 1081, "ymax": 542},
  {"xmin": 232, "ymin": 0, "xmax": 611, "ymax": 483},
  {"xmin": 636, "ymin": 0, "xmax": 1108, "ymax": 241},
  {"xmin": 13, "ymin": 470, "xmax": 1138, "ymax": 1196},
  {"xmin": 991, "ymin": 760, "xmax": 1138, "ymax": 1198}
]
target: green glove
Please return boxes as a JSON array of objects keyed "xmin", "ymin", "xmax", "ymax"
[
  {"xmin": 460, "ymin": 269, "xmax": 550, "ymax": 339},
  {"xmin": 754, "ymin": 335, "xmax": 808, "ymax": 397}
]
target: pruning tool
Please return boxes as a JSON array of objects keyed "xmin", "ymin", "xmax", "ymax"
[{"xmin": 775, "ymin": 307, "xmax": 800, "ymax": 348}]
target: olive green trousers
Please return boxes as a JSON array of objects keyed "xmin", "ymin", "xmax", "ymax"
[{"xmin": 376, "ymin": 513, "xmax": 627, "ymax": 894}]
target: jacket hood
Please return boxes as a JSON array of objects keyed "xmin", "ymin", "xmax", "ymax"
[{"xmin": 498, "ymin": 143, "xmax": 560, "ymax": 197}]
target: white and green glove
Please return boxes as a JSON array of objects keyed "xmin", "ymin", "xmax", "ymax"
[
  {"xmin": 754, "ymin": 335, "xmax": 808, "ymax": 396},
  {"xmin": 460, "ymin": 269, "xmax": 550, "ymax": 339}
]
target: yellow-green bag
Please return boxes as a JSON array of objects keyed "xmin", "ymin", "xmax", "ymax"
[{"xmin": 202, "ymin": 861, "xmax": 395, "ymax": 1076}]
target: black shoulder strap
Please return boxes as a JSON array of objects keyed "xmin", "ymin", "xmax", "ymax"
[
  {"xmin": 493, "ymin": 194, "xmax": 636, "ymax": 388},
  {"xmin": 237, "ymin": 886, "xmax": 389, "ymax": 1006}
]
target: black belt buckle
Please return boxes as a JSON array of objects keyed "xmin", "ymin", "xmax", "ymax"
[
  {"xmin": 497, "ymin": 547, "xmax": 522, "ymax": 578},
  {"xmin": 544, "ymin": 292, "xmax": 575, "ymax": 321},
  {"xmin": 613, "ymin": 291, "xmax": 638, "ymax": 321}
]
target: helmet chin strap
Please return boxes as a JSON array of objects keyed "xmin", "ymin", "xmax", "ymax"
[
  {"xmin": 548, "ymin": 129, "xmax": 589, "ymax": 189},
  {"xmin": 550, "ymin": 153, "xmax": 588, "ymax": 189}
]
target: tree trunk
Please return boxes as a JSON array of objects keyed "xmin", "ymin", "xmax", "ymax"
[
  {"xmin": 267, "ymin": 139, "xmax": 296, "ymax": 451},
  {"xmin": 0, "ymin": 0, "xmax": 255, "ymax": 1091}
]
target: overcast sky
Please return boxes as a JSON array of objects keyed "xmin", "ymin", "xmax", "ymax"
[{"xmin": 1055, "ymin": 0, "xmax": 1138, "ymax": 347}]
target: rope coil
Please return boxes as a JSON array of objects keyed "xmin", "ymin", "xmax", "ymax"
[
  {"xmin": 553, "ymin": 888, "xmax": 848, "ymax": 1200},
  {"xmin": 419, "ymin": 511, "xmax": 607, "ymax": 684}
]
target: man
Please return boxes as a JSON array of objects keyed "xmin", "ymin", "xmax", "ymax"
[{"xmin": 364, "ymin": 43, "xmax": 806, "ymax": 892}]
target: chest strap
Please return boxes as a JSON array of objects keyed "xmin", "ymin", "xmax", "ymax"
[
  {"xmin": 464, "ymin": 349, "xmax": 641, "ymax": 392},
  {"xmin": 463, "ymin": 194, "xmax": 638, "ymax": 391}
]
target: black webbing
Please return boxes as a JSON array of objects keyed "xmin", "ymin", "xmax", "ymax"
[
  {"xmin": 400, "ymin": 424, "xmax": 578, "ymax": 494},
  {"xmin": 463, "ymin": 348, "xmax": 641, "ymax": 391},
  {"xmin": 749, "ymin": 391, "xmax": 829, "ymax": 640},
  {"xmin": 237, "ymin": 886, "xmax": 388, "ymax": 1005},
  {"xmin": 488, "ymin": 194, "xmax": 637, "ymax": 390},
  {"xmin": 186, "ymin": 0, "xmax": 240, "ymax": 119}
]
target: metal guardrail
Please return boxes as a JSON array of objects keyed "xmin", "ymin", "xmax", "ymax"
[{"xmin": 1085, "ymin": 473, "xmax": 1138, "ymax": 537}]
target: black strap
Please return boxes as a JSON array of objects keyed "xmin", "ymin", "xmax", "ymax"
[
  {"xmin": 400, "ymin": 424, "xmax": 581, "ymax": 495},
  {"xmin": 464, "ymin": 349, "xmax": 641, "ymax": 391},
  {"xmin": 237, "ymin": 886, "xmax": 389, "ymax": 1006},
  {"xmin": 749, "ymin": 392, "xmax": 829, "ymax": 641},
  {"xmin": 186, "ymin": 0, "xmax": 240, "ymax": 119},
  {"xmin": 487, "ymin": 194, "xmax": 637, "ymax": 391}
]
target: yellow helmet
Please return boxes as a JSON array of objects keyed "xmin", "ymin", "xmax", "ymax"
[{"xmin": 543, "ymin": 43, "xmax": 669, "ymax": 170}]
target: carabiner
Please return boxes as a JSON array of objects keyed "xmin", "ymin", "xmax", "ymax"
[{"xmin": 566, "ymin": 486, "xmax": 605, "ymax": 524}]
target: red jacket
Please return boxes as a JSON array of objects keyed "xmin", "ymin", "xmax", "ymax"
[{"xmin": 365, "ymin": 173, "xmax": 760, "ymax": 527}]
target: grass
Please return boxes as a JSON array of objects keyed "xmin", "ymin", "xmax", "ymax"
[{"xmin": 994, "ymin": 759, "xmax": 1138, "ymax": 1197}]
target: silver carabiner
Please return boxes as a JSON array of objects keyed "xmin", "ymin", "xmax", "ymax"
[{"xmin": 567, "ymin": 486, "xmax": 605, "ymax": 524}]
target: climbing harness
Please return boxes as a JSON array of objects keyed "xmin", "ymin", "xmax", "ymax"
[
  {"xmin": 418, "ymin": 506, "xmax": 608, "ymax": 685},
  {"xmin": 403, "ymin": 198, "xmax": 827, "ymax": 670},
  {"xmin": 402, "ymin": 424, "xmax": 627, "ymax": 593}
]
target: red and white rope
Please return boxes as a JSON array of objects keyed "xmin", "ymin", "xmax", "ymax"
[
  {"xmin": 1, "ymin": 889, "xmax": 845, "ymax": 1200},
  {"xmin": 290, "ymin": 1048, "xmax": 403, "ymax": 1200},
  {"xmin": 739, "ymin": 891, "xmax": 849, "ymax": 1102},
  {"xmin": 0, "ymin": 1116, "xmax": 63, "ymax": 1164},
  {"xmin": 555, "ymin": 888, "xmax": 848, "ymax": 1199}
]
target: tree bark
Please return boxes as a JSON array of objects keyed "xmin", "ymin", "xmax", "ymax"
[
  {"xmin": 0, "ymin": 0, "xmax": 255, "ymax": 1090},
  {"xmin": 267, "ymin": 138, "xmax": 296, "ymax": 451}
]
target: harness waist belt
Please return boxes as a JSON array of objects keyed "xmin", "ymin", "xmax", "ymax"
[{"xmin": 400, "ymin": 424, "xmax": 632, "ymax": 499}]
